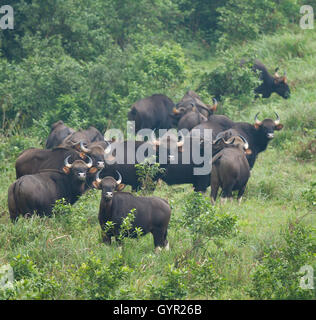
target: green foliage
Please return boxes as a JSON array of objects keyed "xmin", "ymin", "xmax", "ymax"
[
  {"xmin": 0, "ymin": 254, "xmax": 60, "ymax": 300},
  {"xmin": 146, "ymin": 263, "xmax": 189, "ymax": 300},
  {"xmin": 216, "ymin": 0, "xmax": 300, "ymax": 50},
  {"xmin": 117, "ymin": 209, "xmax": 143, "ymax": 243},
  {"xmin": 146, "ymin": 258, "xmax": 224, "ymax": 299},
  {"xmin": 301, "ymin": 182, "xmax": 316, "ymax": 211},
  {"xmin": 198, "ymin": 49, "xmax": 260, "ymax": 110},
  {"xmin": 72, "ymin": 253, "xmax": 131, "ymax": 299},
  {"xmin": 181, "ymin": 192, "xmax": 238, "ymax": 243},
  {"xmin": 135, "ymin": 158, "xmax": 165, "ymax": 194},
  {"xmin": 249, "ymin": 220, "xmax": 315, "ymax": 299}
]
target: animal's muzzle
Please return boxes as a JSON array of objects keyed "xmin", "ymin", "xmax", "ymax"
[
  {"xmin": 97, "ymin": 161, "xmax": 105, "ymax": 169},
  {"xmin": 78, "ymin": 172, "xmax": 86, "ymax": 180},
  {"xmin": 267, "ymin": 133, "xmax": 274, "ymax": 139},
  {"xmin": 104, "ymin": 192, "xmax": 113, "ymax": 200}
]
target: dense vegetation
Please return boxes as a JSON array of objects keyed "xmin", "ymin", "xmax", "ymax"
[{"xmin": 0, "ymin": 0, "xmax": 315, "ymax": 299}]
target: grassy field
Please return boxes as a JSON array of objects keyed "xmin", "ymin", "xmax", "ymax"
[{"xmin": 0, "ymin": 28, "xmax": 315, "ymax": 300}]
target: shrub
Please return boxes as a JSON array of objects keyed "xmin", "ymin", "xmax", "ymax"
[
  {"xmin": 72, "ymin": 253, "xmax": 131, "ymax": 299},
  {"xmin": 215, "ymin": 0, "xmax": 300, "ymax": 50},
  {"xmin": 248, "ymin": 220, "xmax": 315, "ymax": 299},
  {"xmin": 0, "ymin": 254, "xmax": 60, "ymax": 300},
  {"xmin": 181, "ymin": 192, "xmax": 238, "ymax": 242},
  {"xmin": 146, "ymin": 264, "xmax": 189, "ymax": 300},
  {"xmin": 198, "ymin": 49, "xmax": 260, "ymax": 109},
  {"xmin": 135, "ymin": 158, "xmax": 165, "ymax": 194}
]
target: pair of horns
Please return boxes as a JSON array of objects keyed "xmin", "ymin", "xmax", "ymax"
[
  {"xmin": 224, "ymin": 135, "xmax": 249, "ymax": 150},
  {"xmin": 213, "ymin": 133, "xmax": 249, "ymax": 150},
  {"xmin": 95, "ymin": 170, "xmax": 122, "ymax": 185},
  {"xmin": 254, "ymin": 112, "xmax": 280, "ymax": 125},
  {"xmin": 64, "ymin": 155, "xmax": 93, "ymax": 168}
]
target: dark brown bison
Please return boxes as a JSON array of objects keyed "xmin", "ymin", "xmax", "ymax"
[
  {"xmin": 252, "ymin": 60, "xmax": 290, "ymax": 99},
  {"xmin": 210, "ymin": 135, "xmax": 251, "ymax": 204},
  {"xmin": 45, "ymin": 120, "xmax": 75, "ymax": 149},
  {"xmin": 93, "ymin": 171, "xmax": 171, "ymax": 251},
  {"xmin": 8, "ymin": 156, "xmax": 93, "ymax": 221},
  {"xmin": 127, "ymin": 94, "xmax": 175, "ymax": 132},
  {"xmin": 192, "ymin": 112, "xmax": 283, "ymax": 169}
]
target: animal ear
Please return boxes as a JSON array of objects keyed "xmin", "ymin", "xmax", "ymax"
[
  {"xmin": 275, "ymin": 123, "xmax": 284, "ymax": 131},
  {"xmin": 282, "ymin": 77, "xmax": 287, "ymax": 84},
  {"xmin": 63, "ymin": 167, "xmax": 70, "ymax": 175},
  {"xmin": 89, "ymin": 167, "xmax": 98, "ymax": 174},
  {"xmin": 92, "ymin": 180, "xmax": 100, "ymax": 189},
  {"xmin": 245, "ymin": 149, "xmax": 252, "ymax": 155},
  {"xmin": 254, "ymin": 123, "xmax": 261, "ymax": 129},
  {"xmin": 116, "ymin": 184, "xmax": 126, "ymax": 191},
  {"xmin": 79, "ymin": 152, "xmax": 87, "ymax": 159}
]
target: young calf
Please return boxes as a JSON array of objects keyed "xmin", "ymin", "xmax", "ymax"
[
  {"xmin": 210, "ymin": 135, "xmax": 251, "ymax": 204},
  {"xmin": 93, "ymin": 171, "xmax": 171, "ymax": 251}
]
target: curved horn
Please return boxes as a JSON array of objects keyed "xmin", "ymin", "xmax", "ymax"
[
  {"xmin": 237, "ymin": 135, "xmax": 249, "ymax": 150},
  {"xmin": 254, "ymin": 112, "xmax": 262, "ymax": 125},
  {"xmin": 64, "ymin": 155, "xmax": 73, "ymax": 168},
  {"xmin": 274, "ymin": 112, "xmax": 280, "ymax": 125},
  {"xmin": 274, "ymin": 67, "xmax": 280, "ymax": 78},
  {"xmin": 80, "ymin": 141, "xmax": 91, "ymax": 153},
  {"xmin": 85, "ymin": 155, "xmax": 93, "ymax": 168},
  {"xmin": 177, "ymin": 131, "xmax": 185, "ymax": 147},
  {"xmin": 116, "ymin": 171, "xmax": 122, "ymax": 185},
  {"xmin": 95, "ymin": 169, "xmax": 102, "ymax": 183}
]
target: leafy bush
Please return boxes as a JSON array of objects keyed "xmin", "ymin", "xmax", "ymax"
[
  {"xmin": 72, "ymin": 253, "xmax": 131, "ymax": 299},
  {"xmin": 146, "ymin": 263, "xmax": 189, "ymax": 300},
  {"xmin": 216, "ymin": 0, "xmax": 300, "ymax": 50},
  {"xmin": 146, "ymin": 258, "xmax": 224, "ymax": 299},
  {"xmin": 198, "ymin": 49, "xmax": 260, "ymax": 108},
  {"xmin": 180, "ymin": 192, "xmax": 238, "ymax": 246},
  {"xmin": 248, "ymin": 220, "xmax": 315, "ymax": 299},
  {"xmin": 135, "ymin": 158, "xmax": 165, "ymax": 194},
  {"xmin": 0, "ymin": 254, "xmax": 60, "ymax": 300}
]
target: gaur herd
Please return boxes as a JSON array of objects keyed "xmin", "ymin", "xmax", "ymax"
[{"xmin": 7, "ymin": 60, "xmax": 287, "ymax": 251}]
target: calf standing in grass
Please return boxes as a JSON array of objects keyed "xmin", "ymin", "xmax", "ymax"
[
  {"xmin": 93, "ymin": 171, "xmax": 171, "ymax": 251},
  {"xmin": 210, "ymin": 135, "xmax": 252, "ymax": 205}
]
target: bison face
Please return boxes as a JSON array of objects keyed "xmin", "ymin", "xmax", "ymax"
[
  {"xmin": 254, "ymin": 118, "xmax": 283, "ymax": 140},
  {"xmin": 63, "ymin": 156, "xmax": 93, "ymax": 182},
  {"xmin": 93, "ymin": 171, "xmax": 125, "ymax": 201},
  {"xmin": 273, "ymin": 77, "xmax": 290, "ymax": 99},
  {"xmin": 88, "ymin": 146, "xmax": 105, "ymax": 169}
]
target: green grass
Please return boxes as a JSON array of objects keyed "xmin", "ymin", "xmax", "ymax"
[{"xmin": 0, "ymin": 29, "xmax": 316, "ymax": 300}]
